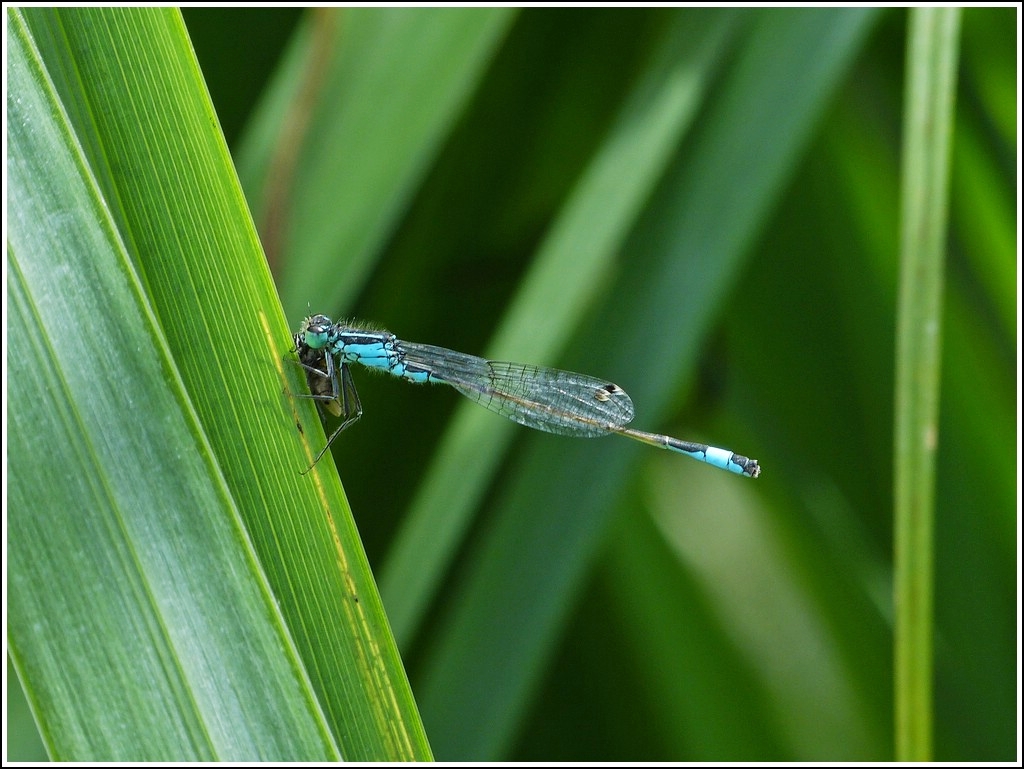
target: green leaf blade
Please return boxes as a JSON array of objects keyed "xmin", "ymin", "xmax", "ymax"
[
  {"xmin": 893, "ymin": 7, "xmax": 962, "ymax": 761},
  {"xmin": 7, "ymin": 7, "xmax": 429, "ymax": 760},
  {"xmin": 7, "ymin": 11, "xmax": 337, "ymax": 759}
]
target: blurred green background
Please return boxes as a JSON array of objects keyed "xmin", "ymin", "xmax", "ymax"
[{"xmin": 8, "ymin": 7, "xmax": 1016, "ymax": 761}]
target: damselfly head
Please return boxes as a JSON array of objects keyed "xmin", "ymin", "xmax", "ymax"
[{"xmin": 299, "ymin": 314, "xmax": 334, "ymax": 350}]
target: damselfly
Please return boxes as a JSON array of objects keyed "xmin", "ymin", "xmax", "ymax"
[{"xmin": 292, "ymin": 315, "xmax": 760, "ymax": 478}]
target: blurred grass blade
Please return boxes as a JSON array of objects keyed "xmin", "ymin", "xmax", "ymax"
[
  {"xmin": 893, "ymin": 7, "xmax": 961, "ymax": 762},
  {"xmin": 7, "ymin": 7, "xmax": 428, "ymax": 760},
  {"xmin": 381, "ymin": 8, "xmax": 742, "ymax": 649},
  {"xmin": 234, "ymin": 7, "xmax": 516, "ymax": 319},
  {"xmin": 414, "ymin": 9, "xmax": 879, "ymax": 759}
]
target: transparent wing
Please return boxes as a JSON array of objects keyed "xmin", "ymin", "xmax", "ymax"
[{"xmin": 399, "ymin": 341, "xmax": 635, "ymax": 437}]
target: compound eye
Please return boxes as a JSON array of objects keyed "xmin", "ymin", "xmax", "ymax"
[{"xmin": 308, "ymin": 314, "xmax": 332, "ymax": 334}]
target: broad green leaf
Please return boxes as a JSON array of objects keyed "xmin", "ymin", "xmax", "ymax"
[{"xmin": 6, "ymin": 7, "xmax": 428, "ymax": 760}]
